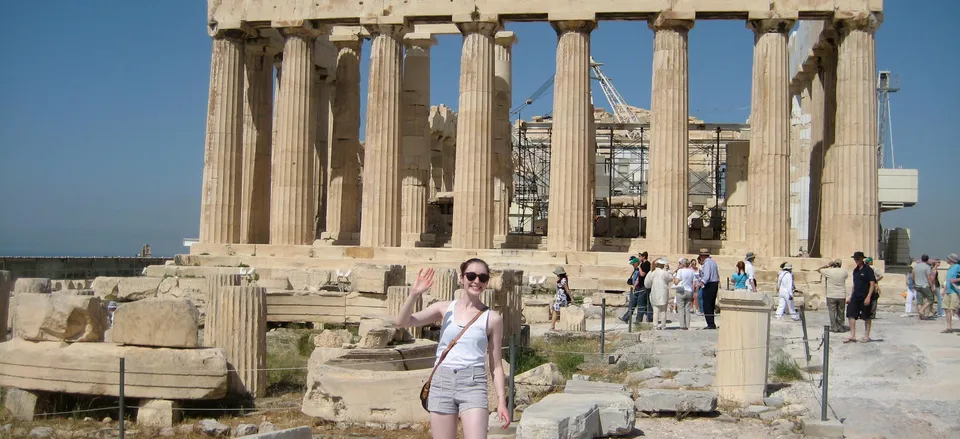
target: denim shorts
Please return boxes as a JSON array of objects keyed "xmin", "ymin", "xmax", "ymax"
[{"xmin": 427, "ymin": 365, "xmax": 488, "ymax": 415}]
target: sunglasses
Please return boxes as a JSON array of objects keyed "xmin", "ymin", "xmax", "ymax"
[{"xmin": 464, "ymin": 272, "xmax": 490, "ymax": 283}]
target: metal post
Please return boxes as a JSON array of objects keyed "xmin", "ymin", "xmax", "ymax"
[
  {"xmin": 799, "ymin": 306, "xmax": 811, "ymax": 365},
  {"xmin": 600, "ymin": 298, "xmax": 606, "ymax": 355},
  {"xmin": 821, "ymin": 325, "xmax": 830, "ymax": 421},
  {"xmin": 508, "ymin": 334, "xmax": 516, "ymax": 422},
  {"xmin": 628, "ymin": 314, "xmax": 632, "ymax": 333},
  {"xmin": 119, "ymin": 357, "xmax": 125, "ymax": 439}
]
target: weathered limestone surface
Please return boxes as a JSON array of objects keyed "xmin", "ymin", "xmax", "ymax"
[
  {"xmin": 91, "ymin": 277, "xmax": 120, "ymax": 298},
  {"xmin": 747, "ymin": 18, "xmax": 794, "ymax": 257},
  {"xmin": 387, "ymin": 286, "xmax": 422, "ymax": 339},
  {"xmin": 111, "ymin": 298, "xmax": 200, "ymax": 348},
  {"xmin": 714, "ymin": 290, "xmax": 773, "ymax": 404},
  {"xmin": 271, "ymin": 28, "xmax": 319, "ymax": 245},
  {"xmin": 724, "ymin": 141, "xmax": 750, "ymax": 243},
  {"xmin": 0, "ymin": 271, "xmax": 11, "ymax": 334},
  {"xmin": 452, "ymin": 20, "xmax": 497, "ymax": 249},
  {"xmin": 240, "ymin": 39, "xmax": 274, "ymax": 245},
  {"xmin": 431, "ymin": 268, "xmax": 459, "ymax": 301},
  {"xmin": 235, "ymin": 426, "xmax": 312, "ymax": 439},
  {"xmin": 400, "ymin": 34, "xmax": 435, "ymax": 247},
  {"xmin": 350, "ymin": 263, "xmax": 406, "ymax": 294},
  {"xmin": 0, "ymin": 339, "xmax": 228, "ymax": 399},
  {"xmin": 360, "ymin": 25, "xmax": 405, "ymax": 248},
  {"xmin": 559, "ymin": 304, "xmax": 586, "ymax": 331},
  {"xmin": 832, "ymin": 13, "xmax": 881, "ymax": 258},
  {"xmin": 634, "ymin": 389, "xmax": 718, "ymax": 413},
  {"xmin": 205, "ymin": 274, "xmax": 242, "ymax": 339},
  {"xmin": 325, "ymin": 36, "xmax": 363, "ymax": 244},
  {"xmin": 818, "ymin": 44, "xmax": 839, "ymax": 257},
  {"xmin": 137, "ymin": 399, "xmax": 182, "ymax": 428},
  {"xmin": 301, "ymin": 364, "xmax": 432, "ymax": 423},
  {"xmin": 647, "ymin": 14, "xmax": 693, "ymax": 253},
  {"xmin": 200, "ymin": 35, "xmax": 244, "ymax": 244},
  {"xmin": 3, "ymin": 388, "xmax": 48, "ymax": 421},
  {"xmin": 493, "ymin": 31, "xmax": 516, "ymax": 241},
  {"xmin": 564, "ymin": 379, "xmax": 631, "ymax": 397},
  {"xmin": 313, "ymin": 66, "xmax": 331, "ymax": 237},
  {"xmin": 13, "ymin": 294, "xmax": 107, "ymax": 342},
  {"xmin": 516, "ymin": 393, "xmax": 600, "ymax": 439},
  {"xmin": 547, "ymin": 20, "xmax": 595, "ymax": 252},
  {"xmin": 207, "ymin": 285, "xmax": 267, "ymax": 397},
  {"xmin": 14, "ymin": 278, "xmax": 52, "ymax": 295}
]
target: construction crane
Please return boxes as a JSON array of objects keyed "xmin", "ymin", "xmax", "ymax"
[
  {"xmin": 877, "ymin": 70, "xmax": 900, "ymax": 168},
  {"xmin": 591, "ymin": 57, "xmax": 643, "ymax": 140}
]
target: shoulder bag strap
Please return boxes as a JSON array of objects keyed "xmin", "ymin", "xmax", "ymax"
[{"xmin": 424, "ymin": 307, "xmax": 488, "ymax": 384}]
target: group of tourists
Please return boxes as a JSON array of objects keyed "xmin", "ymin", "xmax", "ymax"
[{"xmin": 905, "ymin": 253, "xmax": 960, "ymax": 334}]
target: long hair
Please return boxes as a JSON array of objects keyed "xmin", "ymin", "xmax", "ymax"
[{"xmin": 736, "ymin": 261, "xmax": 745, "ymax": 274}]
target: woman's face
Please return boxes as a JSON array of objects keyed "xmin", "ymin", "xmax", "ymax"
[{"xmin": 460, "ymin": 262, "xmax": 490, "ymax": 296}]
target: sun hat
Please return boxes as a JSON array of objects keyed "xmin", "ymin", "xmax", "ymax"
[
  {"xmin": 783, "ymin": 263, "xmax": 793, "ymax": 270},
  {"xmin": 699, "ymin": 248, "xmax": 710, "ymax": 256},
  {"xmin": 553, "ymin": 266, "xmax": 566, "ymax": 276},
  {"xmin": 745, "ymin": 252, "xmax": 756, "ymax": 260},
  {"xmin": 947, "ymin": 253, "xmax": 959, "ymax": 264},
  {"xmin": 852, "ymin": 251, "xmax": 865, "ymax": 260}
]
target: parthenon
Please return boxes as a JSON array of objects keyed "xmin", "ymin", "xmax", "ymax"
[{"xmin": 199, "ymin": 0, "xmax": 883, "ymax": 258}]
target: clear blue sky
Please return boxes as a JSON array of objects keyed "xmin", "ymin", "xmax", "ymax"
[{"xmin": 1, "ymin": 1, "xmax": 956, "ymax": 259}]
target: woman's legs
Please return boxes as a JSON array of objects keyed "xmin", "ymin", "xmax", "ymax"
[
  {"xmin": 679, "ymin": 296, "xmax": 690, "ymax": 329},
  {"xmin": 550, "ymin": 307, "xmax": 559, "ymax": 330},
  {"xmin": 905, "ymin": 289, "xmax": 916, "ymax": 315},
  {"xmin": 431, "ymin": 413, "xmax": 459, "ymax": 439},
  {"xmin": 460, "ymin": 408, "xmax": 490, "ymax": 439}
]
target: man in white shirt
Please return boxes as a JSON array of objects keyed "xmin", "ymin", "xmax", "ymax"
[
  {"xmin": 818, "ymin": 259, "xmax": 849, "ymax": 332},
  {"xmin": 744, "ymin": 252, "xmax": 758, "ymax": 292},
  {"xmin": 776, "ymin": 263, "xmax": 800, "ymax": 321}
]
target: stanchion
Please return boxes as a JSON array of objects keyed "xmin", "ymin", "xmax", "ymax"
[
  {"xmin": 508, "ymin": 334, "xmax": 516, "ymax": 421},
  {"xmin": 119, "ymin": 357, "xmax": 125, "ymax": 439},
  {"xmin": 799, "ymin": 306, "xmax": 811, "ymax": 365},
  {"xmin": 600, "ymin": 298, "xmax": 606, "ymax": 355},
  {"xmin": 821, "ymin": 325, "xmax": 830, "ymax": 421}
]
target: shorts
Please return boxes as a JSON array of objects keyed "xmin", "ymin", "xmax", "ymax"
[
  {"xmin": 916, "ymin": 287, "xmax": 935, "ymax": 305},
  {"xmin": 944, "ymin": 293, "xmax": 960, "ymax": 311},
  {"xmin": 427, "ymin": 365, "xmax": 488, "ymax": 415},
  {"xmin": 846, "ymin": 295, "xmax": 872, "ymax": 320}
]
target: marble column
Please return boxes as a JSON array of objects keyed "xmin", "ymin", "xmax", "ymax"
[
  {"xmin": 818, "ymin": 42, "xmax": 840, "ymax": 258},
  {"xmin": 240, "ymin": 40, "xmax": 274, "ymax": 244},
  {"xmin": 832, "ymin": 12, "xmax": 881, "ymax": 258},
  {"xmin": 360, "ymin": 25, "xmax": 405, "ymax": 248},
  {"xmin": 647, "ymin": 14, "xmax": 694, "ymax": 254},
  {"xmin": 746, "ymin": 17, "xmax": 794, "ymax": 257},
  {"xmin": 314, "ymin": 66, "xmax": 331, "ymax": 238},
  {"xmin": 325, "ymin": 36, "xmax": 363, "ymax": 244},
  {"xmin": 270, "ymin": 26, "xmax": 322, "ymax": 245},
  {"xmin": 208, "ymin": 284, "xmax": 267, "ymax": 398},
  {"xmin": 452, "ymin": 19, "xmax": 498, "ymax": 249},
  {"xmin": 725, "ymin": 141, "xmax": 750, "ymax": 243},
  {"xmin": 199, "ymin": 32, "xmax": 245, "ymax": 244},
  {"xmin": 806, "ymin": 44, "xmax": 831, "ymax": 258},
  {"xmin": 493, "ymin": 31, "xmax": 517, "ymax": 241},
  {"xmin": 400, "ymin": 34, "xmax": 436, "ymax": 247},
  {"xmin": 546, "ymin": 20, "xmax": 595, "ymax": 252}
]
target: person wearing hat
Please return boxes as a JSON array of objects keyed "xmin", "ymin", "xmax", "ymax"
[
  {"xmin": 645, "ymin": 258, "xmax": 674, "ymax": 330},
  {"xmin": 942, "ymin": 253, "xmax": 960, "ymax": 333},
  {"xmin": 550, "ymin": 266, "xmax": 571, "ymax": 331},
  {"xmin": 775, "ymin": 262, "xmax": 801, "ymax": 321},
  {"xmin": 620, "ymin": 253, "xmax": 651, "ymax": 324},
  {"xmin": 845, "ymin": 251, "xmax": 878, "ymax": 343},
  {"xmin": 697, "ymin": 248, "xmax": 720, "ymax": 329},
  {"xmin": 744, "ymin": 252, "xmax": 758, "ymax": 292},
  {"xmin": 818, "ymin": 259, "xmax": 849, "ymax": 332},
  {"xmin": 106, "ymin": 301, "xmax": 118, "ymax": 328},
  {"xmin": 911, "ymin": 254, "xmax": 936, "ymax": 320}
]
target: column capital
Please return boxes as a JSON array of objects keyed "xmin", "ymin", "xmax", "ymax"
[
  {"xmin": 273, "ymin": 20, "xmax": 330, "ymax": 38},
  {"xmin": 495, "ymin": 31, "xmax": 518, "ymax": 47},
  {"xmin": 454, "ymin": 13, "xmax": 500, "ymax": 36},
  {"xmin": 362, "ymin": 23, "xmax": 408, "ymax": 39},
  {"xmin": 208, "ymin": 21, "xmax": 255, "ymax": 39},
  {"xmin": 550, "ymin": 20, "xmax": 597, "ymax": 35},
  {"xmin": 833, "ymin": 11, "xmax": 883, "ymax": 34},
  {"xmin": 329, "ymin": 34, "xmax": 364, "ymax": 50},
  {"xmin": 403, "ymin": 33, "xmax": 438, "ymax": 49},
  {"xmin": 648, "ymin": 11, "xmax": 695, "ymax": 32},
  {"xmin": 746, "ymin": 11, "xmax": 797, "ymax": 35}
]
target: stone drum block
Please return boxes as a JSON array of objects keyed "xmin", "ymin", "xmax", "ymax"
[
  {"xmin": 112, "ymin": 298, "xmax": 200, "ymax": 348},
  {"xmin": 136, "ymin": 399, "xmax": 182, "ymax": 428},
  {"xmin": 13, "ymin": 294, "xmax": 107, "ymax": 342},
  {"xmin": 207, "ymin": 284, "xmax": 267, "ymax": 398},
  {"xmin": 516, "ymin": 393, "xmax": 601, "ymax": 439}
]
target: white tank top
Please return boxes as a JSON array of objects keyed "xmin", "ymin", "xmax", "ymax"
[{"xmin": 434, "ymin": 300, "xmax": 489, "ymax": 369}]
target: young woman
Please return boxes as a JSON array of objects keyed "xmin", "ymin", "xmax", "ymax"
[
  {"xmin": 732, "ymin": 261, "xmax": 749, "ymax": 290},
  {"xmin": 395, "ymin": 259, "xmax": 511, "ymax": 439},
  {"xmin": 551, "ymin": 266, "xmax": 570, "ymax": 330}
]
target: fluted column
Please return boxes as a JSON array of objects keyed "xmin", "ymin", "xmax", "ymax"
[
  {"xmin": 725, "ymin": 141, "xmax": 750, "ymax": 243},
  {"xmin": 314, "ymin": 66, "xmax": 331, "ymax": 237},
  {"xmin": 746, "ymin": 17, "xmax": 794, "ymax": 257},
  {"xmin": 209, "ymin": 284, "xmax": 267, "ymax": 398},
  {"xmin": 832, "ymin": 12, "xmax": 881, "ymax": 258},
  {"xmin": 324, "ymin": 36, "xmax": 363, "ymax": 244},
  {"xmin": 493, "ymin": 32, "xmax": 517, "ymax": 241},
  {"xmin": 360, "ymin": 25, "xmax": 405, "ymax": 248},
  {"xmin": 400, "ymin": 34, "xmax": 436, "ymax": 247},
  {"xmin": 806, "ymin": 43, "xmax": 832, "ymax": 257},
  {"xmin": 819, "ymin": 41, "xmax": 839, "ymax": 257},
  {"xmin": 452, "ymin": 18, "xmax": 498, "ymax": 249},
  {"xmin": 270, "ymin": 25, "xmax": 323, "ymax": 245},
  {"xmin": 240, "ymin": 40, "xmax": 274, "ymax": 244},
  {"xmin": 546, "ymin": 20, "xmax": 595, "ymax": 252},
  {"xmin": 199, "ymin": 32, "xmax": 245, "ymax": 244},
  {"xmin": 647, "ymin": 14, "xmax": 694, "ymax": 253}
]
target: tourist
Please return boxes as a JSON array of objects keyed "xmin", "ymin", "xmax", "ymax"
[
  {"xmin": 620, "ymin": 253, "xmax": 651, "ymax": 324},
  {"xmin": 932, "ymin": 259, "xmax": 944, "ymax": 317},
  {"xmin": 550, "ymin": 266, "xmax": 571, "ymax": 331},
  {"xmin": 394, "ymin": 260, "xmax": 510, "ymax": 437},
  {"xmin": 865, "ymin": 257, "xmax": 882, "ymax": 319},
  {"xmin": 818, "ymin": 259, "xmax": 849, "ymax": 332},
  {"xmin": 697, "ymin": 249, "xmax": 720, "ymax": 329},
  {"xmin": 690, "ymin": 259, "xmax": 703, "ymax": 315},
  {"xmin": 731, "ymin": 261, "xmax": 749, "ymax": 290},
  {"xmin": 845, "ymin": 251, "xmax": 878, "ymax": 343},
  {"xmin": 942, "ymin": 253, "xmax": 960, "ymax": 333},
  {"xmin": 106, "ymin": 301, "xmax": 118, "ymax": 327},
  {"xmin": 912, "ymin": 254, "xmax": 936, "ymax": 320},
  {"xmin": 775, "ymin": 263, "xmax": 801, "ymax": 321},
  {"xmin": 645, "ymin": 258, "xmax": 673, "ymax": 330},
  {"xmin": 673, "ymin": 258, "xmax": 696, "ymax": 330},
  {"xmin": 903, "ymin": 268, "xmax": 917, "ymax": 317},
  {"xmin": 744, "ymin": 252, "xmax": 758, "ymax": 292}
]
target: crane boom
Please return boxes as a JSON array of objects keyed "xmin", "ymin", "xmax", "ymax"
[{"xmin": 590, "ymin": 57, "xmax": 642, "ymax": 140}]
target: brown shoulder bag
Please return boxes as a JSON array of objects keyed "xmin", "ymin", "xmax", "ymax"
[{"xmin": 419, "ymin": 307, "xmax": 487, "ymax": 411}]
